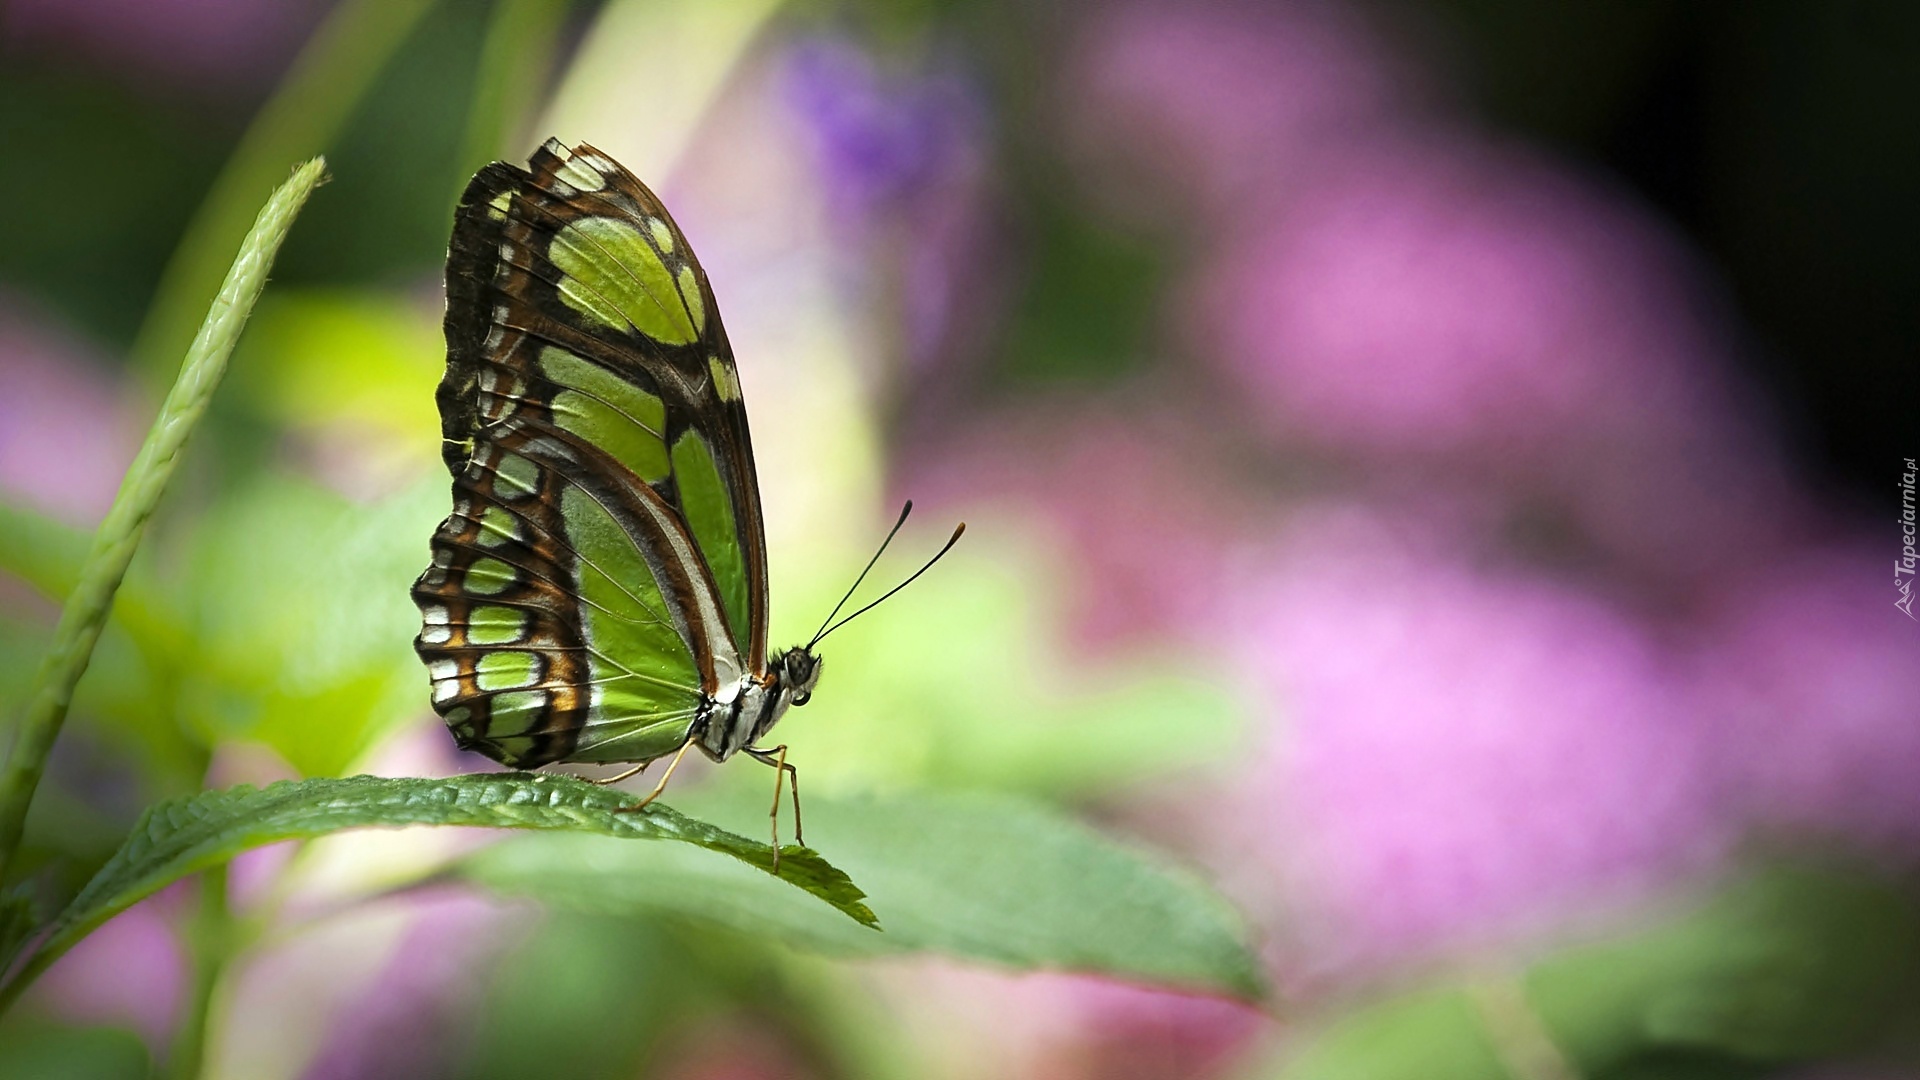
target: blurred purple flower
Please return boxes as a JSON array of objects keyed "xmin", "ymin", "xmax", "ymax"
[
  {"xmin": 1217, "ymin": 509, "xmax": 1727, "ymax": 976},
  {"xmin": 0, "ymin": 298, "xmax": 142, "ymax": 526},
  {"xmin": 781, "ymin": 36, "xmax": 995, "ymax": 376},
  {"xmin": 896, "ymin": 181, "xmax": 1000, "ymax": 374},
  {"xmin": 1690, "ymin": 543, "xmax": 1920, "ymax": 855},
  {"xmin": 299, "ymin": 890, "xmax": 508, "ymax": 1080},
  {"xmin": 782, "ymin": 36, "xmax": 983, "ymax": 222},
  {"xmin": 35, "ymin": 889, "xmax": 187, "ymax": 1049},
  {"xmin": 1065, "ymin": 0, "xmax": 1409, "ymax": 219},
  {"xmin": 3, "ymin": 0, "xmax": 323, "ymax": 91}
]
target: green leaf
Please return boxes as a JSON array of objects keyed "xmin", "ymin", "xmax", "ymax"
[
  {"xmin": 1276, "ymin": 987, "xmax": 1512, "ymax": 1080},
  {"xmin": 0, "ymin": 884, "xmax": 37, "ymax": 977},
  {"xmin": 225, "ymin": 288, "xmax": 442, "ymax": 443},
  {"xmin": 0, "ymin": 498, "xmax": 184, "ymax": 659},
  {"xmin": 1531, "ymin": 859, "xmax": 1920, "ymax": 1069},
  {"xmin": 0, "ymin": 501, "xmax": 90, "ymax": 600},
  {"xmin": 1245, "ymin": 859, "xmax": 1920, "ymax": 1080},
  {"xmin": 0, "ymin": 774, "xmax": 873, "ymax": 1010},
  {"xmin": 0, "ymin": 1023, "xmax": 149, "ymax": 1080},
  {"xmin": 176, "ymin": 476, "xmax": 444, "ymax": 775},
  {"xmin": 458, "ymin": 786, "xmax": 1265, "ymax": 999}
]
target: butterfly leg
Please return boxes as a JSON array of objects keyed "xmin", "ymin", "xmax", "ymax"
[
  {"xmin": 614, "ymin": 737, "xmax": 695, "ymax": 813},
  {"xmin": 593, "ymin": 761, "xmax": 649, "ymax": 785},
  {"xmin": 746, "ymin": 745, "xmax": 802, "ymax": 872}
]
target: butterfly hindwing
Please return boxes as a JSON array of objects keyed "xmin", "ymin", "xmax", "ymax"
[{"xmin": 415, "ymin": 139, "xmax": 772, "ymax": 768}]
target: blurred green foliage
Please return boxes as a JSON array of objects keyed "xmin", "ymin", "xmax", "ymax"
[
  {"xmin": 2, "ymin": 0, "xmax": 1917, "ymax": 1078},
  {"xmin": 0, "ymin": 62, "xmax": 227, "ymax": 346},
  {"xmin": 0, "ymin": 1, "xmax": 1264, "ymax": 1073},
  {"xmin": 1269, "ymin": 859, "xmax": 1920, "ymax": 1080}
]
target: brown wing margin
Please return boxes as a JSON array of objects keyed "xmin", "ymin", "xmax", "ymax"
[{"xmin": 438, "ymin": 162, "xmax": 528, "ymax": 475}]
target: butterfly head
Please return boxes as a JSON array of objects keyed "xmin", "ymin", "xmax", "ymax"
[{"xmin": 777, "ymin": 647, "xmax": 824, "ymax": 707}]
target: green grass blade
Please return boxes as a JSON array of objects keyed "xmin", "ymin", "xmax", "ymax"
[
  {"xmin": 0, "ymin": 158, "xmax": 328, "ymax": 883},
  {"xmin": 460, "ymin": 787, "xmax": 1267, "ymax": 999},
  {"xmin": 0, "ymin": 774, "xmax": 872, "ymax": 1013}
]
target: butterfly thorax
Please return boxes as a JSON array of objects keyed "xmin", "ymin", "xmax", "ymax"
[{"xmin": 698, "ymin": 647, "xmax": 822, "ymax": 760}]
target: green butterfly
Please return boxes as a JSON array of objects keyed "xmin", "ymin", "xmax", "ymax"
[{"xmin": 413, "ymin": 140, "xmax": 955, "ymax": 861}]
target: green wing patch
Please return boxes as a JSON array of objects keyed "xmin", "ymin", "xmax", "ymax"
[{"xmin": 548, "ymin": 216, "xmax": 702, "ymax": 345}]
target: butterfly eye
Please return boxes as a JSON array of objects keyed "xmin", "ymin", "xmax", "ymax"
[{"xmin": 791, "ymin": 691, "xmax": 811, "ymax": 707}]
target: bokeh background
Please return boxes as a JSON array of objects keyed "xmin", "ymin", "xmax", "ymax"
[{"xmin": 2, "ymin": 0, "xmax": 1918, "ymax": 1077}]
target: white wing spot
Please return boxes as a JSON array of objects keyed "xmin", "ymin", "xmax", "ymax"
[{"xmin": 556, "ymin": 159, "xmax": 606, "ymax": 192}]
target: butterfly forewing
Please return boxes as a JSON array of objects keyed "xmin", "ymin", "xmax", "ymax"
[{"xmin": 414, "ymin": 139, "xmax": 772, "ymax": 769}]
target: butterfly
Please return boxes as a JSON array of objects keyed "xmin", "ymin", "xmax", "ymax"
[{"xmin": 412, "ymin": 140, "xmax": 958, "ymax": 865}]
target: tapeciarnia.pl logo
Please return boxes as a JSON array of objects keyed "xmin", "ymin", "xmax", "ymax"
[{"xmin": 1899, "ymin": 457, "xmax": 1917, "ymax": 619}]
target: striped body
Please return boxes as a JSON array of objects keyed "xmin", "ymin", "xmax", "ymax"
[{"xmin": 412, "ymin": 140, "xmax": 820, "ymax": 771}]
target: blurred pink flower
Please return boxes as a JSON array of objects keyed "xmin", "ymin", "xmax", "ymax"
[
  {"xmin": 1066, "ymin": 0, "xmax": 1410, "ymax": 219},
  {"xmin": 1035, "ymin": 976, "xmax": 1267, "ymax": 1080},
  {"xmin": 0, "ymin": 299, "xmax": 143, "ymax": 526},
  {"xmin": 35, "ymin": 889, "xmax": 187, "ymax": 1048},
  {"xmin": 1691, "ymin": 543, "xmax": 1920, "ymax": 854},
  {"xmin": 1218, "ymin": 508, "xmax": 1727, "ymax": 976},
  {"xmin": 903, "ymin": 403, "xmax": 1248, "ymax": 651},
  {"xmin": 1194, "ymin": 138, "xmax": 1723, "ymax": 459},
  {"xmin": 871, "ymin": 961, "xmax": 1266, "ymax": 1080},
  {"xmin": 4, "ymin": 0, "xmax": 323, "ymax": 91},
  {"xmin": 1184, "ymin": 134, "xmax": 1809, "ymax": 588}
]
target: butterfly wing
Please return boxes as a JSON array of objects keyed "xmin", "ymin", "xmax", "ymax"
[{"xmin": 413, "ymin": 140, "xmax": 770, "ymax": 767}]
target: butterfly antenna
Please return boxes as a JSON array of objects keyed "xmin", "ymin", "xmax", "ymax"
[
  {"xmin": 810, "ymin": 521, "xmax": 966, "ymax": 646},
  {"xmin": 808, "ymin": 501, "xmax": 914, "ymax": 649}
]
